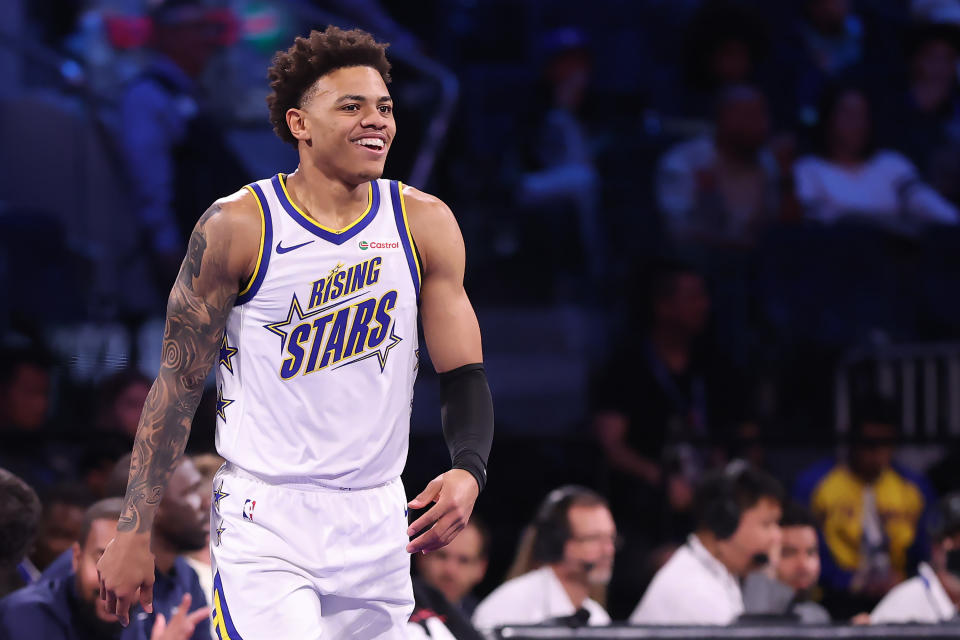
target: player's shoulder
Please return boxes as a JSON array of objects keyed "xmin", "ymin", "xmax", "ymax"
[
  {"xmin": 400, "ymin": 185, "xmax": 455, "ymax": 222},
  {"xmin": 197, "ymin": 187, "xmax": 262, "ymax": 239}
]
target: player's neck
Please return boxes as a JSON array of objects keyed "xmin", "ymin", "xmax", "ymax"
[
  {"xmin": 550, "ymin": 565, "xmax": 588, "ymax": 610},
  {"xmin": 150, "ymin": 535, "xmax": 178, "ymax": 575},
  {"xmin": 285, "ymin": 163, "xmax": 371, "ymax": 229}
]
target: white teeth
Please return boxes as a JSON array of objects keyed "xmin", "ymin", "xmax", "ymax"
[{"xmin": 355, "ymin": 138, "xmax": 384, "ymax": 149}]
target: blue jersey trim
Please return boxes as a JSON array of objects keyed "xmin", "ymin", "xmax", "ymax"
[
  {"xmin": 389, "ymin": 180, "xmax": 421, "ymax": 301},
  {"xmin": 212, "ymin": 571, "xmax": 245, "ymax": 640},
  {"xmin": 271, "ymin": 174, "xmax": 380, "ymax": 245},
  {"xmin": 235, "ymin": 182, "xmax": 273, "ymax": 306}
]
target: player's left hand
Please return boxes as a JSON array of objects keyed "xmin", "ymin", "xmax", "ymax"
[{"xmin": 406, "ymin": 469, "xmax": 479, "ymax": 554}]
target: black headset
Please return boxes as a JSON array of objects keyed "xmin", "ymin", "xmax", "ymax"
[
  {"xmin": 531, "ymin": 485, "xmax": 604, "ymax": 564},
  {"xmin": 697, "ymin": 460, "xmax": 749, "ymax": 541}
]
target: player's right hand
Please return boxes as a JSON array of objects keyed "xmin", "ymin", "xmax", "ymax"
[
  {"xmin": 151, "ymin": 593, "xmax": 211, "ymax": 640},
  {"xmin": 97, "ymin": 531, "xmax": 157, "ymax": 627}
]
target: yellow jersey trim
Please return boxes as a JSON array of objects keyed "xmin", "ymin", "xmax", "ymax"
[
  {"xmin": 278, "ymin": 173, "xmax": 373, "ymax": 234},
  {"xmin": 238, "ymin": 185, "xmax": 266, "ymax": 297},
  {"xmin": 397, "ymin": 182, "xmax": 423, "ymax": 283}
]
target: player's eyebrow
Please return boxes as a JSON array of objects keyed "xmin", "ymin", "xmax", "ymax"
[{"xmin": 335, "ymin": 94, "xmax": 393, "ymax": 104}]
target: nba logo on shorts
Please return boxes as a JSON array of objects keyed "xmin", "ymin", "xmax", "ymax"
[{"xmin": 243, "ymin": 499, "xmax": 256, "ymax": 520}]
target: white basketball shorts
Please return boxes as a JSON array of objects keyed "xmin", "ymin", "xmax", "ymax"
[{"xmin": 208, "ymin": 462, "xmax": 414, "ymax": 639}]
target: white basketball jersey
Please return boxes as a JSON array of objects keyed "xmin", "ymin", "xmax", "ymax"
[{"xmin": 214, "ymin": 174, "xmax": 420, "ymax": 488}]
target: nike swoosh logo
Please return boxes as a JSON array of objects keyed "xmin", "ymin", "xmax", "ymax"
[{"xmin": 276, "ymin": 240, "xmax": 314, "ymax": 254}]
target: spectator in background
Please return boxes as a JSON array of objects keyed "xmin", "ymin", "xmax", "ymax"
[
  {"xmin": 24, "ymin": 485, "xmax": 93, "ymax": 581},
  {"xmin": 673, "ymin": 1, "xmax": 773, "ymax": 120},
  {"xmin": 794, "ymin": 84, "xmax": 958, "ymax": 226},
  {"xmin": 0, "ymin": 498, "xmax": 210, "ymax": 640},
  {"xmin": 40, "ymin": 455, "xmax": 211, "ymax": 639},
  {"xmin": 0, "ymin": 347, "xmax": 52, "ymax": 433},
  {"xmin": 592, "ymin": 261, "xmax": 747, "ymax": 545},
  {"xmin": 794, "ymin": 395, "xmax": 936, "ymax": 617},
  {"xmin": 631, "ymin": 462, "xmax": 783, "ymax": 625},
  {"xmin": 472, "ymin": 486, "xmax": 614, "ymax": 629},
  {"xmin": 415, "ymin": 516, "xmax": 489, "ymax": 618},
  {"xmin": 120, "ymin": 0, "xmax": 247, "ymax": 288},
  {"xmin": 409, "ymin": 573, "xmax": 485, "ymax": 640},
  {"xmin": 184, "ymin": 452, "xmax": 222, "ymax": 640},
  {"xmin": 742, "ymin": 502, "xmax": 831, "ymax": 623},
  {"xmin": 0, "ymin": 347, "xmax": 63, "ymax": 489},
  {"xmin": 658, "ymin": 85, "xmax": 782, "ymax": 248},
  {"xmin": 891, "ymin": 21, "xmax": 960, "ymax": 204},
  {"xmin": 95, "ymin": 369, "xmax": 151, "ymax": 442},
  {"xmin": 789, "ymin": 0, "xmax": 866, "ymax": 118},
  {"xmin": 516, "ymin": 27, "xmax": 604, "ymax": 279},
  {"xmin": 0, "ymin": 469, "xmax": 41, "ymax": 598},
  {"xmin": 866, "ymin": 491, "xmax": 960, "ymax": 623}
]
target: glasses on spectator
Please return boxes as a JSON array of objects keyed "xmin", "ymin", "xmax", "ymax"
[{"xmin": 571, "ymin": 533, "xmax": 624, "ymax": 550}]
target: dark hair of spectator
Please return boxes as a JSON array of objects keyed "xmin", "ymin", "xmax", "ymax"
[
  {"xmin": 0, "ymin": 347, "xmax": 52, "ymax": 387},
  {"xmin": 468, "ymin": 512, "xmax": 492, "ymax": 559},
  {"xmin": 39, "ymin": 484, "xmax": 95, "ymax": 515},
  {"xmin": 267, "ymin": 26, "xmax": 392, "ymax": 147},
  {"xmin": 904, "ymin": 21, "xmax": 960, "ymax": 59},
  {"xmin": 78, "ymin": 498, "xmax": 125, "ymax": 548},
  {"xmin": 693, "ymin": 464, "xmax": 785, "ymax": 533},
  {"xmin": 630, "ymin": 258, "xmax": 702, "ymax": 325},
  {"xmin": 780, "ymin": 501, "xmax": 817, "ymax": 529},
  {"xmin": 849, "ymin": 392, "xmax": 900, "ymax": 440},
  {"xmin": 682, "ymin": 0, "xmax": 769, "ymax": 90},
  {"xmin": 812, "ymin": 83, "xmax": 878, "ymax": 160},
  {"xmin": 0, "ymin": 468, "xmax": 42, "ymax": 567}
]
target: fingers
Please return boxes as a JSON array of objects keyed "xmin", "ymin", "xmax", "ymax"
[
  {"xmin": 407, "ymin": 513, "xmax": 465, "ymax": 554},
  {"xmin": 407, "ymin": 476, "xmax": 443, "ymax": 510},
  {"xmin": 406, "ymin": 503, "xmax": 441, "ymax": 538},
  {"xmin": 171, "ymin": 593, "xmax": 192, "ymax": 620},
  {"xmin": 141, "ymin": 580, "xmax": 155, "ymax": 614},
  {"xmin": 187, "ymin": 606, "xmax": 212, "ymax": 627},
  {"xmin": 105, "ymin": 589, "xmax": 118, "ymax": 619},
  {"xmin": 151, "ymin": 613, "xmax": 167, "ymax": 640},
  {"xmin": 115, "ymin": 593, "xmax": 135, "ymax": 627}
]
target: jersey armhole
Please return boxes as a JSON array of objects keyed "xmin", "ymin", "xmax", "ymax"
[{"xmin": 236, "ymin": 183, "xmax": 273, "ymax": 306}]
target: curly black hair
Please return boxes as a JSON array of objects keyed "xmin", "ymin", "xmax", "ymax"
[{"xmin": 267, "ymin": 26, "xmax": 391, "ymax": 147}]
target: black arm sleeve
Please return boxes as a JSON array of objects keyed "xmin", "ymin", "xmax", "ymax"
[{"xmin": 439, "ymin": 363, "xmax": 494, "ymax": 492}]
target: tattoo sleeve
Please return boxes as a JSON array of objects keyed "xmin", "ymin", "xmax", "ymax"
[{"xmin": 118, "ymin": 204, "xmax": 237, "ymax": 533}]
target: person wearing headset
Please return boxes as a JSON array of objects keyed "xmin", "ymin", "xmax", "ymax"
[
  {"xmin": 471, "ymin": 486, "xmax": 615, "ymax": 630},
  {"xmin": 630, "ymin": 462, "xmax": 783, "ymax": 625},
  {"xmin": 867, "ymin": 492, "xmax": 960, "ymax": 624}
]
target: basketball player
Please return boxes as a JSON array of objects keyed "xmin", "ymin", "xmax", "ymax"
[{"xmin": 96, "ymin": 26, "xmax": 494, "ymax": 639}]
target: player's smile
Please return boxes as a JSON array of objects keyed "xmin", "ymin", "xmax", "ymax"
[{"xmin": 351, "ymin": 131, "xmax": 389, "ymax": 156}]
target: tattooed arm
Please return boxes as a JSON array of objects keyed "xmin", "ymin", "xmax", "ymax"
[{"xmin": 97, "ymin": 191, "xmax": 260, "ymax": 625}]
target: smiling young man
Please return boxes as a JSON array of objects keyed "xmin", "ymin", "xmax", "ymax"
[{"xmin": 95, "ymin": 26, "xmax": 493, "ymax": 639}]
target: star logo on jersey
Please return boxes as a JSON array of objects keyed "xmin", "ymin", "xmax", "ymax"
[
  {"xmin": 216, "ymin": 385, "xmax": 234, "ymax": 421},
  {"xmin": 333, "ymin": 319, "xmax": 402, "ymax": 373},
  {"xmin": 213, "ymin": 481, "xmax": 230, "ymax": 510},
  {"xmin": 215, "ymin": 522, "xmax": 226, "ymax": 546},
  {"xmin": 262, "ymin": 291, "xmax": 370, "ymax": 354},
  {"xmin": 219, "ymin": 332, "xmax": 238, "ymax": 375}
]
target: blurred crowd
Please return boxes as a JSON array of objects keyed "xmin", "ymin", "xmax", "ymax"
[{"xmin": 5, "ymin": 0, "xmax": 960, "ymax": 636}]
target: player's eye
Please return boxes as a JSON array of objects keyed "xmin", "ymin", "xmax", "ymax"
[
  {"xmin": 379, "ymin": 105, "xmax": 393, "ymax": 114},
  {"xmin": 342, "ymin": 104, "xmax": 359, "ymax": 112}
]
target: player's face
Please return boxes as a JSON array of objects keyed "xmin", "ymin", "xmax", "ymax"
[
  {"xmin": 416, "ymin": 524, "xmax": 487, "ymax": 605},
  {"xmin": 776, "ymin": 525, "xmax": 820, "ymax": 592},
  {"xmin": 723, "ymin": 497, "xmax": 782, "ymax": 577},
  {"xmin": 72, "ymin": 519, "xmax": 121, "ymax": 624},
  {"xmin": 155, "ymin": 458, "xmax": 208, "ymax": 551},
  {"xmin": 563, "ymin": 505, "xmax": 617, "ymax": 585},
  {"xmin": 295, "ymin": 66, "xmax": 395, "ymax": 184}
]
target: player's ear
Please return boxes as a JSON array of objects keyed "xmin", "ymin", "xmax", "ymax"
[{"xmin": 286, "ymin": 108, "xmax": 310, "ymax": 143}]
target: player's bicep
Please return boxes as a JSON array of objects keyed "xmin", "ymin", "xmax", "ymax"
[
  {"xmin": 416, "ymin": 205, "xmax": 482, "ymax": 373},
  {"xmin": 160, "ymin": 203, "xmax": 241, "ymax": 384},
  {"xmin": 421, "ymin": 276, "xmax": 482, "ymax": 373}
]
